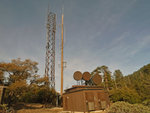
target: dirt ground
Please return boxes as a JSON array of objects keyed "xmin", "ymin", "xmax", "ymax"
[
  {"xmin": 17, "ymin": 107, "xmax": 63, "ymax": 113},
  {"xmin": 17, "ymin": 108, "xmax": 106, "ymax": 113},
  {"xmin": 16, "ymin": 104, "xmax": 107, "ymax": 113},
  {"xmin": 15, "ymin": 103, "xmax": 63, "ymax": 113}
]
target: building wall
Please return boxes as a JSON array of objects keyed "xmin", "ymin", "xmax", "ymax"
[
  {"xmin": 63, "ymin": 87, "xmax": 110, "ymax": 112},
  {"xmin": 63, "ymin": 91, "xmax": 85, "ymax": 111}
]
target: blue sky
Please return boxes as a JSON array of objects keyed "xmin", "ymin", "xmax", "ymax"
[{"xmin": 0, "ymin": 0, "xmax": 150, "ymax": 92}]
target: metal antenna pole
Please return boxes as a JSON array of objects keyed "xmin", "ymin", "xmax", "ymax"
[{"xmin": 61, "ymin": 13, "xmax": 64, "ymax": 96}]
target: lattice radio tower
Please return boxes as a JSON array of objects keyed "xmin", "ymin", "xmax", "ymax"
[{"xmin": 45, "ymin": 10, "xmax": 56, "ymax": 88}]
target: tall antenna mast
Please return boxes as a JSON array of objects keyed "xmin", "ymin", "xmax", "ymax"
[
  {"xmin": 45, "ymin": 8, "xmax": 56, "ymax": 88},
  {"xmin": 61, "ymin": 12, "xmax": 64, "ymax": 96}
]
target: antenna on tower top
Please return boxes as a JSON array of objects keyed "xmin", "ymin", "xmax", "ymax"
[
  {"xmin": 47, "ymin": 2, "xmax": 50, "ymax": 15},
  {"xmin": 62, "ymin": 4, "xmax": 64, "ymax": 15}
]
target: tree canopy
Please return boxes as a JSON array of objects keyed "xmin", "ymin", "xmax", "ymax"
[
  {"xmin": 91, "ymin": 64, "xmax": 150, "ymax": 104},
  {"xmin": 0, "ymin": 58, "xmax": 57, "ymax": 106}
]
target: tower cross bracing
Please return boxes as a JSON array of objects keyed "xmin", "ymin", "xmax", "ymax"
[{"xmin": 45, "ymin": 11, "xmax": 56, "ymax": 88}]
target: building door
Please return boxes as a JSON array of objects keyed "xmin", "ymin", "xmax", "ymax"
[
  {"xmin": 85, "ymin": 92, "xmax": 95, "ymax": 111},
  {"xmin": 97, "ymin": 92, "xmax": 107, "ymax": 110}
]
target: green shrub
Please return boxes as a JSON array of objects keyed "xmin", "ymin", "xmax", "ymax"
[
  {"xmin": 22, "ymin": 90, "xmax": 38, "ymax": 103},
  {"xmin": 142, "ymin": 99, "xmax": 150, "ymax": 107},
  {"xmin": 109, "ymin": 87, "xmax": 141, "ymax": 104},
  {"xmin": 108, "ymin": 101, "xmax": 150, "ymax": 113},
  {"xmin": 36, "ymin": 87, "xmax": 57, "ymax": 104},
  {"xmin": 4, "ymin": 85, "xmax": 57, "ymax": 106}
]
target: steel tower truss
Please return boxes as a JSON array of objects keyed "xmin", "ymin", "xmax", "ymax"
[{"xmin": 45, "ymin": 11, "xmax": 56, "ymax": 88}]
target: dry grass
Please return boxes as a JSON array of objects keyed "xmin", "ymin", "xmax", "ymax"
[
  {"xmin": 16, "ymin": 104, "xmax": 106, "ymax": 113},
  {"xmin": 17, "ymin": 107, "xmax": 63, "ymax": 113},
  {"xmin": 17, "ymin": 108, "xmax": 107, "ymax": 113}
]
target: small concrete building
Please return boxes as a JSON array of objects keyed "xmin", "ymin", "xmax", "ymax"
[{"xmin": 63, "ymin": 85, "xmax": 110, "ymax": 112}]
